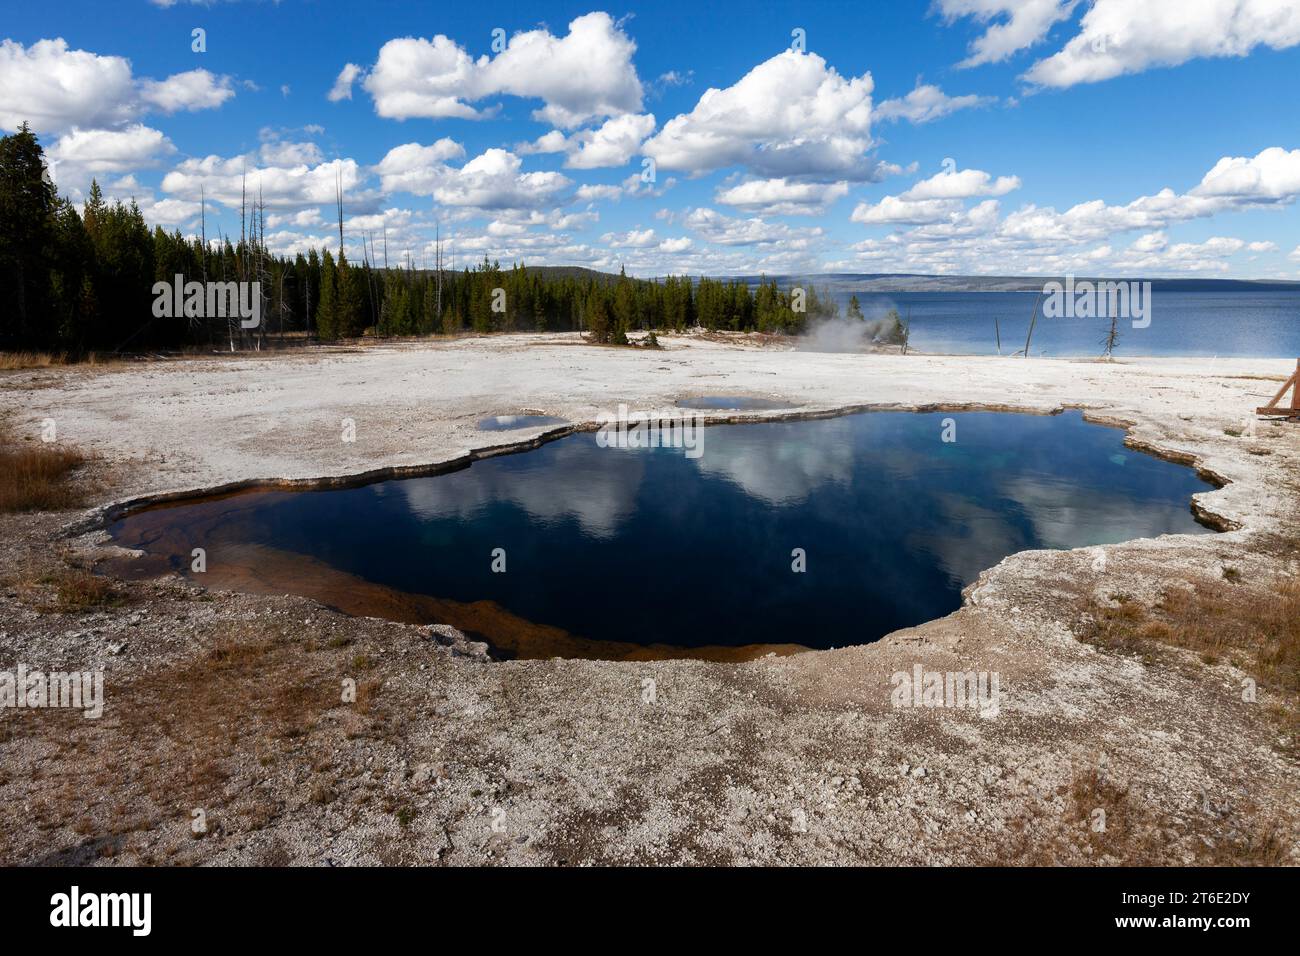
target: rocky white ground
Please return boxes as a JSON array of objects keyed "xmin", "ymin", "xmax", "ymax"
[{"xmin": 0, "ymin": 333, "xmax": 1296, "ymax": 865}]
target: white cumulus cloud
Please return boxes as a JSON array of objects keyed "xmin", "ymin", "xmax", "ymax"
[
  {"xmin": 358, "ymin": 12, "xmax": 642, "ymax": 128},
  {"xmin": 642, "ymin": 50, "xmax": 882, "ymax": 182},
  {"xmin": 683, "ymin": 207, "xmax": 823, "ymax": 247},
  {"xmin": 563, "ymin": 113, "xmax": 656, "ymax": 169},
  {"xmin": 901, "ymin": 167, "xmax": 1021, "ymax": 200},
  {"xmin": 161, "ymin": 155, "xmax": 365, "ymax": 210},
  {"xmin": 328, "ymin": 63, "xmax": 364, "ymax": 102},
  {"xmin": 373, "ymin": 139, "xmax": 468, "ymax": 194},
  {"xmin": 1023, "ymin": 0, "xmax": 1300, "ymax": 87},
  {"xmin": 715, "ymin": 177, "xmax": 849, "ymax": 216},
  {"xmin": 602, "ymin": 228, "xmax": 657, "ymax": 248},
  {"xmin": 936, "ymin": 0, "xmax": 1079, "ymax": 68},
  {"xmin": 851, "ymin": 167, "xmax": 1019, "ymax": 224},
  {"xmin": 0, "ymin": 39, "xmax": 234, "ymax": 134},
  {"xmin": 1190, "ymin": 146, "xmax": 1300, "ymax": 203},
  {"xmin": 378, "ymin": 146, "xmax": 572, "ymax": 211},
  {"xmin": 138, "ymin": 69, "xmax": 235, "ymax": 113},
  {"xmin": 49, "ymin": 125, "xmax": 175, "ymax": 180},
  {"xmin": 874, "ymin": 82, "xmax": 995, "ymax": 123}
]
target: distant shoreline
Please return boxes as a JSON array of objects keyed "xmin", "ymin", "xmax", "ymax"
[{"xmin": 713, "ymin": 273, "xmax": 1300, "ymax": 294}]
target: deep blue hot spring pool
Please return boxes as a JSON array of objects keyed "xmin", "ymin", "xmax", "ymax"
[{"xmin": 110, "ymin": 410, "xmax": 1216, "ymax": 657}]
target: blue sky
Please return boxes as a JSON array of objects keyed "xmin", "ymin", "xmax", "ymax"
[{"xmin": 3, "ymin": 0, "xmax": 1299, "ymax": 277}]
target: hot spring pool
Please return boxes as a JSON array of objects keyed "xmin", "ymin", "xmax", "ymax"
[{"xmin": 110, "ymin": 410, "xmax": 1217, "ymax": 657}]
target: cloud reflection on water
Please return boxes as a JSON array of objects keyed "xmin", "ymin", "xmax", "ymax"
[{"xmin": 395, "ymin": 437, "xmax": 646, "ymax": 539}]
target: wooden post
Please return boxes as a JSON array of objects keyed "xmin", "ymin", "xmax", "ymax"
[{"xmin": 1257, "ymin": 358, "xmax": 1300, "ymax": 419}]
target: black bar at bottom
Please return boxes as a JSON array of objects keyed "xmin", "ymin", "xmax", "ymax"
[{"xmin": 0, "ymin": 865, "xmax": 1286, "ymax": 941}]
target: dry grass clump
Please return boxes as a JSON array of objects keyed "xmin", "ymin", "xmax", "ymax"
[
  {"xmin": 49, "ymin": 569, "xmax": 124, "ymax": 610},
  {"xmin": 1080, "ymin": 593, "xmax": 1155, "ymax": 660},
  {"xmin": 21, "ymin": 567, "xmax": 126, "ymax": 612},
  {"xmin": 1081, "ymin": 573, "xmax": 1300, "ymax": 695},
  {"xmin": 0, "ymin": 351, "xmax": 118, "ymax": 369},
  {"xmin": 989, "ymin": 764, "xmax": 1157, "ymax": 865},
  {"xmin": 1158, "ymin": 577, "xmax": 1300, "ymax": 693},
  {"xmin": 308, "ymin": 781, "xmax": 335, "ymax": 805},
  {"xmin": 353, "ymin": 677, "xmax": 382, "ymax": 716},
  {"xmin": 1063, "ymin": 767, "xmax": 1164, "ymax": 863},
  {"xmin": 0, "ymin": 352, "xmax": 70, "ymax": 369},
  {"xmin": 989, "ymin": 764, "xmax": 1293, "ymax": 866},
  {"xmin": 122, "ymin": 626, "xmax": 382, "ymax": 784},
  {"xmin": 206, "ymin": 638, "xmax": 274, "ymax": 670},
  {"xmin": 1196, "ymin": 815, "xmax": 1293, "ymax": 865},
  {"xmin": 1, "ymin": 616, "xmax": 396, "ymax": 860},
  {"xmin": 982, "ymin": 764, "xmax": 1159, "ymax": 868},
  {"xmin": 0, "ymin": 425, "xmax": 86, "ymax": 513},
  {"xmin": 1079, "ymin": 564, "xmax": 1300, "ymax": 766}
]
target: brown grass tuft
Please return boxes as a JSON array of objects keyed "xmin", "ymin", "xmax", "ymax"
[
  {"xmin": 0, "ymin": 352, "xmax": 69, "ymax": 369},
  {"xmin": 1079, "ymin": 567, "xmax": 1300, "ymax": 763},
  {"xmin": 23, "ymin": 567, "xmax": 127, "ymax": 612},
  {"xmin": 0, "ymin": 351, "xmax": 119, "ymax": 369},
  {"xmin": 988, "ymin": 763, "xmax": 1294, "ymax": 866},
  {"xmin": 205, "ymin": 639, "xmax": 273, "ymax": 670},
  {"xmin": 354, "ymin": 678, "xmax": 381, "ymax": 716},
  {"xmin": 0, "ymin": 431, "xmax": 86, "ymax": 512},
  {"xmin": 1082, "ymin": 575, "xmax": 1300, "ymax": 695},
  {"xmin": 1157, "ymin": 577, "xmax": 1300, "ymax": 694}
]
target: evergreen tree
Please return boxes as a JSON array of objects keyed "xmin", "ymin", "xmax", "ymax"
[
  {"xmin": 336, "ymin": 253, "xmax": 366, "ymax": 337},
  {"xmin": 317, "ymin": 249, "xmax": 338, "ymax": 340},
  {"xmin": 304, "ymin": 249, "xmax": 319, "ymax": 333},
  {"xmin": 847, "ymin": 294, "xmax": 865, "ymax": 322},
  {"xmin": 49, "ymin": 197, "xmax": 94, "ymax": 349},
  {"xmin": 876, "ymin": 307, "xmax": 908, "ymax": 347},
  {"xmin": 82, "ymin": 179, "xmax": 105, "ymax": 243},
  {"xmin": 0, "ymin": 123, "xmax": 57, "ymax": 348},
  {"xmin": 586, "ymin": 288, "xmax": 612, "ymax": 342},
  {"xmin": 88, "ymin": 197, "xmax": 154, "ymax": 349},
  {"xmin": 613, "ymin": 266, "xmax": 635, "ymax": 331}
]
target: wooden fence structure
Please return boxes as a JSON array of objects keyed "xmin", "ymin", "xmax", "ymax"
[{"xmin": 1257, "ymin": 358, "xmax": 1300, "ymax": 420}]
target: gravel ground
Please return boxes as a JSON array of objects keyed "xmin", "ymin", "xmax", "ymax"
[{"xmin": 0, "ymin": 333, "xmax": 1296, "ymax": 866}]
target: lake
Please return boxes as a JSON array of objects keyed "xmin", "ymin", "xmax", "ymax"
[
  {"xmin": 834, "ymin": 290, "xmax": 1300, "ymax": 357},
  {"xmin": 109, "ymin": 410, "xmax": 1217, "ymax": 658}
]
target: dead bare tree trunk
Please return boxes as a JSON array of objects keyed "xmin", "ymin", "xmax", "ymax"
[
  {"xmin": 257, "ymin": 185, "xmax": 268, "ymax": 352},
  {"xmin": 1021, "ymin": 292, "xmax": 1040, "ymax": 358}
]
